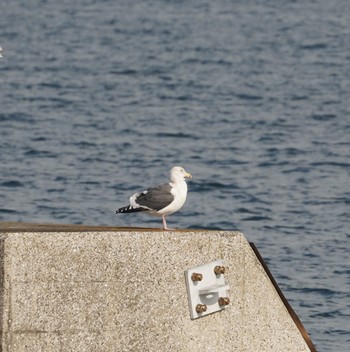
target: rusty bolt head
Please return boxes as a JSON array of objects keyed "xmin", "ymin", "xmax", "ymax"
[
  {"xmin": 191, "ymin": 272, "xmax": 203, "ymax": 282},
  {"xmin": 218, "ymin": 297, "xmax": 230, "ymax": 306},
  {"xmin": 214, "ymin": 265, "xmax": 226, "ymax": 275},
  {"xmin": 195, "ymin": 304, "xmax": 207, "ymax": 313}
]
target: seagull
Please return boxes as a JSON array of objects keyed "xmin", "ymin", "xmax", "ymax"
[
  {"xmin": 116, "ymin": 166, "xmax": 192, "ymax": 230},
  {"xmin": 0, "ymin": 47, "xmax": 3, "ymax": 58}
]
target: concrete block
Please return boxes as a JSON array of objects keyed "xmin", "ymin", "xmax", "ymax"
[{"xmin": 0, "ymin": 223, "xmax": 315, "ymax": 351}]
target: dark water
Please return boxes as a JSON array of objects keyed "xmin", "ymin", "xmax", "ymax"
[{"xmin": 1, "ymin": 0, "xmax": 350, "ymax": 350}]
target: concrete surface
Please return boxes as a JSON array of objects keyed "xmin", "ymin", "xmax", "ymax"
[{"xmin": 0, "ymin": 222, "xmax": 314, "ymax": 352}]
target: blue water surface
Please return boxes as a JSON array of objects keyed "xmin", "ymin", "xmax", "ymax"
[{"xmin": 1, "ymin": 1, "xmax": 350, "ymax": 350}]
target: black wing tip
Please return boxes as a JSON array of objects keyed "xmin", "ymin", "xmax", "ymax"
[
  {"xmin": 116, "ymin": 205, "xmax": 132, "ymax": 213},
  {"xmin": 116, "ymin": 205, "xmax": 147, "ymax": 214}
]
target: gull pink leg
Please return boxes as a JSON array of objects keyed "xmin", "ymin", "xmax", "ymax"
[{"xmin": 162, "ymin": 215, "xmax": 173, "ymax": 230}]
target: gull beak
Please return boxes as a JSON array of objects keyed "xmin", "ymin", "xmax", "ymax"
[{"xmin": 185, "ymin": 172, "xmax": 192, "ymax": 179}]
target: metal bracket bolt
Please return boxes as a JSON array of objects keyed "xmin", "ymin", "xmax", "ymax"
[
  {"xmin": 191, "ymin": 272, "xmax": 203, "ymax": 282},
  {"xmin": 195, "ymin": 304, "xmax": 207, "ymax": 313},
  {"xmin": 214, "ymin": 265, "xmax": 226, "ymax": 275},
  {"xmin": 218, "ymin": 297, "xmax": 230, "ymax": 306}
]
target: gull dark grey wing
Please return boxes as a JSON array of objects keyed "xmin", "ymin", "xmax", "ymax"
[{"xmin": 135, "ymin": 183, "xmax": 174, "ymax": 211}]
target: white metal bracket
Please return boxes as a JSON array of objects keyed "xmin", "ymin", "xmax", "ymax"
[{"xmin": 184, "ymin": 259, "xmax": 230, "ymax": 319}]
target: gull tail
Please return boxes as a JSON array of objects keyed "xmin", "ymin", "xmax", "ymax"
[{"xmin": 116, "ymin": 205, "xmax": 147, "ymax": 214}]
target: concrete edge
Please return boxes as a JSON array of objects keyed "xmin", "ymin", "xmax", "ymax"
[
  {"xmin": 250, "ymin": 243, "xmax": 317, "ymax": 352},
  {"xmin": 0, "ymin": 235, "xmax": 4, "ymax": 352},
  {"xmin": 0, "ymin": 222, "xmax": 208, "ymax": 233}
]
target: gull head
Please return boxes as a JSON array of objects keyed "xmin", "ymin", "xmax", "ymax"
[{"xmin": 170, "ymin": 166, "xmax": 192, "ymax": 183}]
